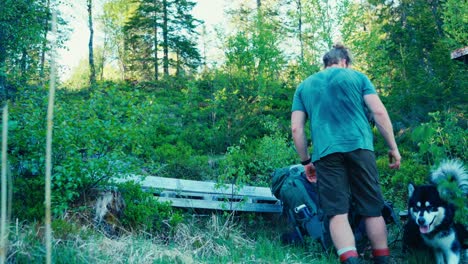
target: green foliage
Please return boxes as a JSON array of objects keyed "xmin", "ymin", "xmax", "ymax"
[
  {"xmin": 8, "ymin": 81, "xmax": 212, "ymax": 219},
  {"xmin": 442, "ymin": 0, "xmax": 468, "ymax": 47},
  {"xmin": 218, "ymin": 120, "xmax": 297, "ymax": 187},
  {"xmin": 154, "ymin": 142, "xmax": 213, "ymax": 180},
  {"xmin": 118, "ymin": 181, "xmax": 182, "ymax": 234},
  {"xmin": 51, "ymin": 219, "xmax": 82, "ymax": 240},
  {"xmin": 224, "ymin": 13, "xmax": 287, "ymax": 83},
  {"xmin": 411, "ymin": 111, "xmax": 466, "ymax": 165},
  {"xmin": 2, "ymin": 2, "xmax": 467, "ymax": 254},
  {"xmin": 99, "ymin": 0, "xmax": 138, "ymax": 80},
  {"xmin": 123, "ymin": 0, "xmax": 200, "ymax": 80},
  {"xmin": 343, "ymin": 1, "xmax": 466, "ymax": 125},
  {"xmin": 9, "ymin": 88, "xmax": 48, "ymax": 219},
  {"xmin": 435, "ymin": 171, "xmax": 468, "ymax": 224},
  {"xmin": 0, "ymin": 0, "xmax": 68, "ymax": 101},
  {"xmin": 377, "ymin": 156, "xmax": 428, "ymax": 210},
  {"xmin": 376, "ymin": 110, "xmax": 466, "ymax": 210}
]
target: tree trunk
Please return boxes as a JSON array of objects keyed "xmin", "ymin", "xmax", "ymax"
[
  {"xmin": 100, "ymin": 32, "xmax": 107, "ymax": 81},
  {"xmin": 153, "ymin": 0, "xmax": 159, "ymax": 81},
  {"xmin": 297, "ymin": 0, "xmax": 304, "ymax": 62},
  {"xmin": 0, "ymin": 26, "xmax": 7, "ymax": 102},
  {"xmin": 120, "ymin": 38, "xmax": 127, "ymax": 80},
  {"xmin": 0, "ymin": 45, "xmax": 6, "ymax": 103},
  {"xmin": 429, "ymin": 0, "xmax": 444, "ymax": 37},
  {"xmin": 162, "ymin": 0, "xmax": 169, "ymax": 75},
  {"xmin": 176, "ymin": 50, "xmax": 180, "ymax": 76},
  {"xmin": 87, "ymin": 0, "xmax": 96, "ymax": 86},
  {"xmin": 20, "ymin": 49, "xmax": 28, "ymax": 83},
  {"xmin": 201, "ymin": 25, "xmax": 208, "ymax": 71}
]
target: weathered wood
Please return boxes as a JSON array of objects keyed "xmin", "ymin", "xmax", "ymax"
[
  {"xmin": 156, "ymin": 197, "xmax": 282, "ymax": 213},
  {"xmin": 451, "ymin": 46, "xmax": 468, "ymax": 64},
  {"xmin": 120, "ymin": 175, "xmax": 282, "ymax": 213}
]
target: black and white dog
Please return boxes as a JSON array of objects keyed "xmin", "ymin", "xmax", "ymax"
[{"xmin": 403, "ymin": 159, "xmax": 468, "ymax": 264}]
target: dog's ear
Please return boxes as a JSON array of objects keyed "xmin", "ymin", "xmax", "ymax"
[{"xmin": 408, "ymin": 183, "xmax": 415, "ymax": 197}]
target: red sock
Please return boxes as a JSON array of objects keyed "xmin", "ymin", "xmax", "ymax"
[
  {"xmin": 339, "ymin": 250, "xmax": 359, "ymax": 262},
  {"xmin": 372, "ymin": 248, "xmax": 390, "ymax": 257}
]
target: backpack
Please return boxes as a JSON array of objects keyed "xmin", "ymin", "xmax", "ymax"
[
  {"xmin": 271, "ymin": 165, "xmax": 400, "ymax": 250},
  {"xmin": 271, "ymin": 165, "xmax": 331, "ymax": 249}
]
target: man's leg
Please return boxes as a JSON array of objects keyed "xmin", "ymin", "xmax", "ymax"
[
  {"xmin": 315, "ymin": 154, "xmax": 359, "ymax": 262},
  {"xmin": 365, "ymin": 216, "xmax": 387, "ymax": 249},
  {"xmin": 330, "ymin": 213, "xmax": 359, "ymax": 262},
  {"xmin": 346, "ymin": 150, "xmax": 390, "ymax": 263},
  {"xmin": 330, "ymin": 214, "xmax": 355, "ymax": 248},
  {"xmin": 365, "ymin": 216, "xmax": 390, "ymax": 264}
]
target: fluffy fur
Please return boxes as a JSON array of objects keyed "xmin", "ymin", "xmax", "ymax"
[{"xmin": 403, "ymin": 159, "xmax": 468, "ymax": 264}]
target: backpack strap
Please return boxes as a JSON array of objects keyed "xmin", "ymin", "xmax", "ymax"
[
  {"xmin": 271, "ymin": 167, "xmax": 292, "ymax": 199},
  {"xmin": 291, "ymin": 173, "xmax": 319, "ymax": 215}
]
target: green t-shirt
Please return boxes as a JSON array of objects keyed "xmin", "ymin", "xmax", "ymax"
[{"xmin": 291, "ymin": 67, "xmax": 377, "ymax": 162}]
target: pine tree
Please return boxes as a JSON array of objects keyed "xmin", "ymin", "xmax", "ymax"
[{"xmin": 123, "ymin": 0, "xmax": 200, "ymax": 81}]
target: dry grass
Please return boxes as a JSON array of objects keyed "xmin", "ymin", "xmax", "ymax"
[
  {"xmin": 173, "ymin": 213, "xmax": 254, "ymax": 259},
  {"xmin": 84, "ymin": 235, "xmax": 195, "ymax": 264},
  {"xmin": 4, "ymin": 213, "xmax": 257, "ymax": 264},
  {"xmin": 3, "ymin": 212, "xmax": 444, "ymax": 264},
  {"xmin": 5, "ymin": 221, "xmax": 195, "ymax": 264}
]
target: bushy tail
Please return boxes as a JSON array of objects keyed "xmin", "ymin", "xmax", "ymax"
[{"xmin": 431, "ymin": 159, "xmax": 468, "ymax": 195}]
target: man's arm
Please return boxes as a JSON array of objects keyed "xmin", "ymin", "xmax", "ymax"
[
  {"xmin": 291, "ymin": 110, "xmax": 310, "ymax": 162},
  {"xmin": 291, "ymin": 110, "xmax": 316, "ymax": 182},
  {"xmin": 364, "ymin": 94, "xmax": 401, "ymax": 169}
]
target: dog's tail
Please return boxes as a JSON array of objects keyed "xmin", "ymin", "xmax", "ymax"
[{"xmin": 431, "ymin": 159, "xmax": 468, "ymax": 195}]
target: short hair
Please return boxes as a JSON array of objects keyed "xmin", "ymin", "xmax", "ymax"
[{"xmin": 322, "ymin": 44, "xmax": 353, "ymax": 67}]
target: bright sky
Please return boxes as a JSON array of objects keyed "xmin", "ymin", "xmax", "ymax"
[{"xmin": 58, "ymin": 0, "xmax": 227, "ymax": 81}]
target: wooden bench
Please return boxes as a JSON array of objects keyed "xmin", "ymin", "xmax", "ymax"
[
  {"xmin": 451, "ymin": 46, "xmax": 468, "ymax": 64},
  {"xmin": 121, "ymin": 175, "xmax": 283, "ymax": 213}
]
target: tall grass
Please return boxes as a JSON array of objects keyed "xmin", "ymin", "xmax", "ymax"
[
  {"xmin": 2, "ymin": 212, "xmax": 440, "ymax": 263},
  {"xmin": 44, "ymin": 11, "xmax": 58, "ymax": 264},
  {"xmin": 1, "ymin": 104, "xmax": 9, "ymax": 264},
  {"xmin": 2, "ymin": 213, "xmax": 338, "ymax": 264}
]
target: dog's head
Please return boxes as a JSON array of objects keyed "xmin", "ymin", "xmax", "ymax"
[{"xmin": 407, "ymin": 183, "xmax": 447, "ymax": 234}]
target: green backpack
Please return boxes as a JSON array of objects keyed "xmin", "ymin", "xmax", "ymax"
[
  {"xmin": 271, "ymin": 165, "xmax": 400, "ymax": 250},
  {"xmin": 271, "ymin": 165, "xmax": 331, "ymax": 248}
]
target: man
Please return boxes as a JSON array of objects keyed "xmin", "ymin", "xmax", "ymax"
[{"xmin": 291, "ymin": 44, "xmax": 401, "ymax": 264}]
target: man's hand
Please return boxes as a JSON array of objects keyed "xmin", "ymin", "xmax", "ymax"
[
  {"xmin": 388, "ymin": 149, "xmax": 401, "ymax": 169},
  {"xmin": 305, "ymin": 163, "xmax": 317, "ymax": 183}
]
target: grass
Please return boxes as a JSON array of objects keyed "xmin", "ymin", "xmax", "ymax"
[{"xmin": 3, "ymin": 212, "xmax": 442, "ymax": 264}]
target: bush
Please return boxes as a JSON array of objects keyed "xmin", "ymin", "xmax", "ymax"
[
  {"xmin": 411, "ymin": 110, "xmax": 466, "ymax": 165},
  {"xmin": 118, "ymin": 181, "xmax": 183, "ymax": 235},
  {"xmin": 218, "ymin": 119, "xmax": 297, "ymax": 187},
  {"xmin": 7, "ymin": 82, "xmax": 191, "ymax": 220},
  {"xmin": 377, "ymin": 155, "xmax": 428, "ymax": 210}
]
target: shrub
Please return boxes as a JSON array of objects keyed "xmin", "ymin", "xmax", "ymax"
[
  {"xmin": 7, "ymin": 82, "xmax": 189, "ymax": 220},
  {"xmin": 377, "ymin": 155, "xmax": 428, "ymax": 210},
  {"xmin": 118, "ymin": 181, "xmax": 183, "ymax": 235},
  {"xmin": 218, "ymin": 119, "xmax": 297, "ymax": 187},
  {"xmin": 411, "ymin": 110, "xmax": 466, "ymax": 165}
]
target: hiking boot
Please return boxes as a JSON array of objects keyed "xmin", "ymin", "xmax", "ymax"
[
  {"xmin": 342, "ymin": 257, "xmax": 361, "ymax": 264},
  {"xmin": 373, "ymin": 255, "xmax": 390, "ymax": 264}
]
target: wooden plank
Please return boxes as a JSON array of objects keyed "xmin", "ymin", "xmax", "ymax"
[
  {"xmin": 118, "ymin": 175, "xmax": 283, "ymax": 213},
  {"xmin": 451, "ymin": 46, "xmax": 468, "ymax": 64},
  {"xmin": 125, "ymin": 175, "xmax": 277, "ymax": 198},
  {"xmin": 451, "ymin": 46, "xmax": 468, "ymax": 60},
  {"xmin": 150, "ymin": 189, "xmax": 278, "ymax": 203},
  {"xmin": 156, "ymin": 197, "xmax": 283, "ymax": 213}
]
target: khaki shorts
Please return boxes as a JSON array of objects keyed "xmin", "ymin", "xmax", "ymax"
[{"xmin": 315, "ymin": 149, "xmax": 384, "ymax": 217}]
